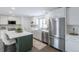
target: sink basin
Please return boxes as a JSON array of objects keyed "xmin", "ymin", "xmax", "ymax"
[{"xmin": 69, "ymin": 33, "xmax": 79, "ymax": 36}]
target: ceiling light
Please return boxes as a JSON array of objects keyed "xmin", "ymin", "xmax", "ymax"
[{"xmin": 11, "ymin": 7, "xmax": 15, "ymax": 10}]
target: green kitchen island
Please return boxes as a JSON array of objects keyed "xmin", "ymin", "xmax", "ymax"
[{"xmin": 5, "ymin": 31, "xmax": 33, "ymax": 52}]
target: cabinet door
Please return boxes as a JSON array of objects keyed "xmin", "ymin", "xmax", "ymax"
[
  {"xmin": 67, "ymin": 7, "xmax": 79, "ymax": 25},
  {"xmin": 42, "ymin": 31, "xmax": 48, "ymax": 43},
  {"xmin": 37, "ymin": 30, "xmax": 41, "ymax": 41},
  {"xmin": 16, "ymin": 17, "xmax": 21, "ymax": 24},
  {"xmin": 53, "ymin": 38, "xmax": 59, "ymax": 49},
  {"xmin": 66, "ymin": 38, "xmax": 79, "ymax": 52},
  {"xmin": 0, "ymin": 16, "xmax": 7, "ymax": 24},
  {"xmin": 8, "ymin": 16, "xmax": 21, "ymax": 24},
  {"xmin": 33, "ymin": 30, "xmax": 38, "ymax": 39},
  {"xmin": 16, "ymin": 35, "xmax": 33, "ymax": 52},
  {"xmin": 33, "ymin": 30, "xmax": 42, "ymax": 41},
  {"xmin": 49, "ymin": 36, "xmax": 54, "ymax": 46},
  {"xmin": 51, "ymin": 8, "xmax": 66, "ymax": 18},
  {"xmin": 59, "ymin": 38, "xmax": 65, "ymax": 51},
  {"xmin": 71, "ymin": 39, "xmax": 79, "ymax": 52},
  {"xmin": 65, "ymin": 39, "xmax": 73, "ymax": 52}
]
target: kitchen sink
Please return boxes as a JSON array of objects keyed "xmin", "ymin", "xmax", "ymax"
[{"xmin": 69, "ymin": 33, "xmax": 79, "ymax": 36}]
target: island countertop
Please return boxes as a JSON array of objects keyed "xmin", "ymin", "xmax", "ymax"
[{"xmin": 5, "ymin": 31, "xmax": 33, "ymax": 39}]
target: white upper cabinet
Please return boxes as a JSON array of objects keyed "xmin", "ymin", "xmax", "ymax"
[
  {"xmin": 16, "ymin": 17, "xmax": 21, "ymax": 24},
  {"xmin": 0, "ymin": 16, "xmax": 21, "ymax": 25},
  {"xmin": 67, "ymin": 7, "xmax": 79, "ymax": 25},
  {"xmin": 50, "ymin": 8, "xmax": 66, "ymax": 18},
  {"xmin": 0, "ymin": 16, "xmax": 7, "ymax": 24},
  {"xmin": 7, "ymin": 16, "xmax": 21, "ymax": 24}
]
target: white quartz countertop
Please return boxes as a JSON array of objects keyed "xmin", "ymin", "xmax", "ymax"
[
  {"xmin": 42, "ymin": 30, "xmax": 49, "ymax": 32},
  {"xmin": 66, "ymin": 33, "xmax": 79, "ymax": 40},
  {"xmin": 66, "ymin": 33, "xmax": 79, "ymax": 37},
  {"xmin": 5, "ymin": 31, "xmax": 33, "ymax": 39}
]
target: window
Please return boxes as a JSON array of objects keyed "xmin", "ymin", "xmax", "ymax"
[
  {"xmin": 39, "ymin": 19, "xmax": 43, "ymax": 28},
  {"xmin": 42, "ymin": 19, "xmax": 48, "ymax": 28},
  {"xmin": 32, "ymin": 17, "xmax": 48, "ymax": 29},
  {"xmin": 39, "ymin": 18, "xmax": 48, "ymax": 29}
]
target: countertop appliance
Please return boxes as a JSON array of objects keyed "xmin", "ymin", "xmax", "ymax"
[{"xmin": 48, "ymin": 17, "xmax": 65, "ymax": 51}]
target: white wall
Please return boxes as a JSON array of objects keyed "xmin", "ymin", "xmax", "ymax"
[
  {"xmin": 66, "ymin": 7, "xmax": 79, "ymax": 34},
  {"xmin": 21, "ymin": 16, "xmax": 32, "ymax": 32},
  {"xmin": 67, "ymin": 7, "xmax": 79, "ymax": 25},
  {"xmin": 67, "ymin": 25, "xmax": 79, "ymax": 34}
]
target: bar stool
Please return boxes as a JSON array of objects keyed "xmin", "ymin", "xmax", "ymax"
[{"xmin": 1, "ymin": 31, "xmax": 16, "ymax": 52}]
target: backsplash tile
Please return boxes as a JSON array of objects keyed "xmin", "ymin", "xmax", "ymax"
[{"xmin": 67, "ymin": 25, "xmax": 79, "ymax": 34}]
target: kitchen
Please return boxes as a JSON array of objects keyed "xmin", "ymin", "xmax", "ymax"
[{"xmin": 0, "ymin": 7, "xmax": 79, "ymax": 52}]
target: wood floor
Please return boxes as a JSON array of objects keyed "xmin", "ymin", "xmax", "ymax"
[
  {"xmin": 0, "ymin": 38, "xmax": 60, "ymax": 52},
  {"xmin": 30, "ymin": 39, "xmax": 60, "ymax": 52}
]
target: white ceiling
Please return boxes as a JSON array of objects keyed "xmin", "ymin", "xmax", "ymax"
[{"xmin": 0, "ymin": 7, "xmax": 57, "ymax": 16}]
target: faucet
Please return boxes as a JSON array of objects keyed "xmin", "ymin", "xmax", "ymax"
[{"xmin": 73, "ymin": 28, "xmax": 75, "ymax": 34}]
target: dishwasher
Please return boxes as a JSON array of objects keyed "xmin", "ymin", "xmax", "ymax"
[{"xmin": 42, "ymin": 31, "xmax": 49, "ymax": 44}]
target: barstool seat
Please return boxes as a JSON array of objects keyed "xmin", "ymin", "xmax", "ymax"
[{"xmin": 1, "ymin": 31, "xmax": 16, "ymax": 52}]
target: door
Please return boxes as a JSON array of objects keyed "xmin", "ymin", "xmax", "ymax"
[
  {"xmin": 66, "ymin": 38, "xmax": 79, "ymax": 52},
  {"xmin": 53, "ymin": 37, "xmax": 59, "ymax": 49},
  {"xmin": 59, "ymin": 17, "xmax": 65, "ymax": 38},
  {"xmin": 59, "ymin": 38, "xmax": 65, "ymax": 51},
  {"xmin": 42, "ymin": 31, "xmax": 48, "ymax": 43},
  {"xmin": 48, "ymin": 36, "xmax": 54, "ymax": 46},
  {"xmin": 53, "ymin": 37, "xmax": 65, "ymax": 51},
  {"xmin": 49, "ymin": 18, "xmax": 56, "ymax": 36},
  {"xmin": 59, "ymin": 17, "xmax": 65, "ymax": 51}
]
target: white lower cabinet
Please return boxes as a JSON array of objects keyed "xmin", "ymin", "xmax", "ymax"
[
  {"xmin": 0, "ymin": 16, "xmax": 7, "ymax": 24},
  {"xmin": 32, "ymin": 30, "xmax": 42, "ymax": 41},
  {"xmin": 66, "ymin": 35, "xmax": 79, "ymax": 52}
]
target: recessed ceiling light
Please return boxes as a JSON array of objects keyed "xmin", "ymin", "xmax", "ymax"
[{"xmin": 11, "ymin": 7, "xmax": 15, "ymax": 10}]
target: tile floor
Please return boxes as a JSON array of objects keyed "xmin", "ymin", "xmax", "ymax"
[{"xmin": 30, "ymin": 39, "xmax": 60, "ymax": 52}]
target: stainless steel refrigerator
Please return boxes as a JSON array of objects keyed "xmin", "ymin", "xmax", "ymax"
[{"xmin": 48, "ymin": 17, "xmax": 65, "ymax": 51}]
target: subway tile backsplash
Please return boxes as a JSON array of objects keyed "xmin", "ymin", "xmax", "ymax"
[{"xmin": 67, "ymin": 25, "xmax": 79, "ymax": 34}]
